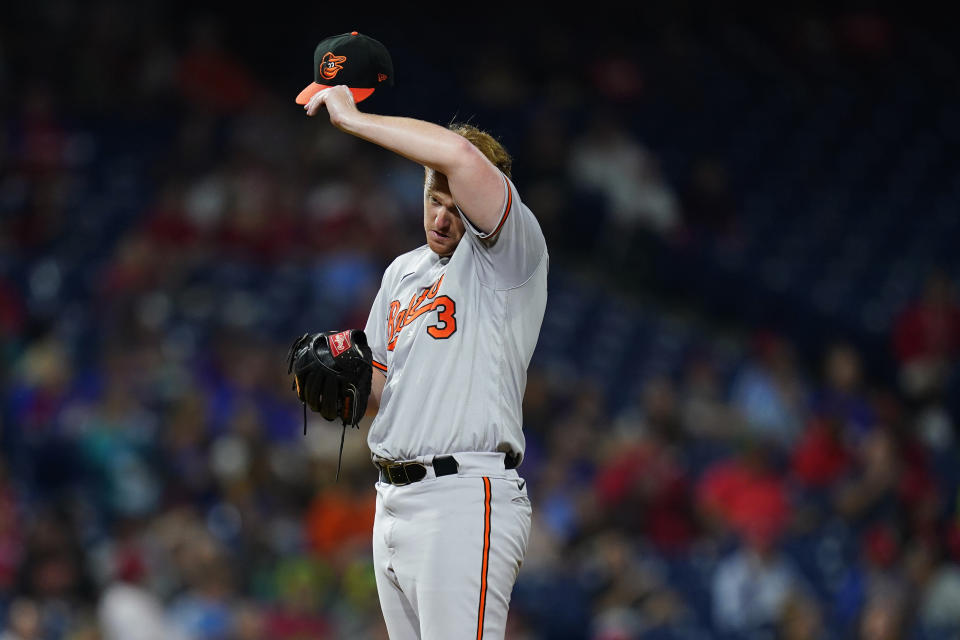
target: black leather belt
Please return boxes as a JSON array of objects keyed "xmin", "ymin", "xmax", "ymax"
[{"xmin": 377, "ymin": 455, "xmax": 459, "ymax": 486}]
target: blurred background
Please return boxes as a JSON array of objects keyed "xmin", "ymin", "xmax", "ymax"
[{"xmin": 3, "ymin": 2, "xmax": 960, "ymax": 639}]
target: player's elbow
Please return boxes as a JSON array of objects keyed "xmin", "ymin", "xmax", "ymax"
[
  {"xmin": 460, "ymin": 135, "xmax": 491, "ymax": 169},
  {"xmin": 445, "ymin": 137, "xmax": 499, "ymax": 190},
  {"xmin": 440, "ymin": 134, "xmax": 482, "ymax": 174}
]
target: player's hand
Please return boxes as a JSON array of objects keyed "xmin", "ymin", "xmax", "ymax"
[{"xmin": 304, "ymin": 85, "xmax": 357, "ymax": 127}]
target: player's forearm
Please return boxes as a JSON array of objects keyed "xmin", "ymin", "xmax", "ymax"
[
  {"xmin": 332, "ymin": 109, "xmax": 505, "ymax": 232},
  {"xmin": 333, "ymin": 111, "xmax": 479, "ymax": 180},
  {"xmin": 369, "ymin": 369, "xmax": 386, "ymax": 411}
]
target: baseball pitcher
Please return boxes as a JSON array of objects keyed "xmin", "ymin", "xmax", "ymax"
[{"xmin": 287, "ymin": 32, "xmax": 548, "ymax": 639}]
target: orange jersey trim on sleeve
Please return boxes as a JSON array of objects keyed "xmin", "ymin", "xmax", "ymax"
[
  {"xmin": 372, "ymin": 359, "xmax": 388, "ymax": 373},
  {"xmin": 490, "ymin": 178, "xmax": 513, "ymax": 238}
]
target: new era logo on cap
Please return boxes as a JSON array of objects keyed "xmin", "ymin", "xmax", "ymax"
[{"xmin": 295, "ymin": 31, "xmax": 394, "ymax": 105}]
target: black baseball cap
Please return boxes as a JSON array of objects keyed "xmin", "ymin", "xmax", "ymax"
[{"xmin": 295, "ymin": 31, "xmax": 394, "ymax": 105}]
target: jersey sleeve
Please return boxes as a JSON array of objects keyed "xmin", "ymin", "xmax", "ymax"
[
  {"xmin": 457, "ymin": 173, "xmax": 547, "ymax": 290},
  {"xmin": 364, "ymin": 281, "xmax": 389, "ymax": 375}
]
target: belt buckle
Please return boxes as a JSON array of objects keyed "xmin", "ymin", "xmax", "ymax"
[{"xmin": 385, "ymin": 461, "xmax": 413, "ymax": 486}]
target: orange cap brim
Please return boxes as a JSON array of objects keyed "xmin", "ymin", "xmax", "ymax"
[{"xmin": 295, "ymin": 82, "xmax": 376, "ymax": 105}]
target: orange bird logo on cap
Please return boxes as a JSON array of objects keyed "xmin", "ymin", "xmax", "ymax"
[{"xmin": 319, "ymin": 52, "xmax": 347, "ymax": 80}]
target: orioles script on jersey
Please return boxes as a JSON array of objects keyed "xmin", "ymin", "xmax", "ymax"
[{"xmin": 386, "ymin": 274, "xmax": 456, "ymax": 351}]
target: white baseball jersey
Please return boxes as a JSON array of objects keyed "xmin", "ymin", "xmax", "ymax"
[{"xmin": 364, "ymin": 172, "xmax": 548, "ymax": 464}]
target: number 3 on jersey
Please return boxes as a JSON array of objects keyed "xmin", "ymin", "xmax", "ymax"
[
  {"xmin": 386, "ymin": 275, "xmax": 457, "ymax": 350},
  {"xmin": 426, "ymin": 296, "xmax": 456, "ymax": 339}
]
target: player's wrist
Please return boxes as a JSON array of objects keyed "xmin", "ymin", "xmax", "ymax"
[
  {"xmin": 331, "ymin": 106, "xmax": 370, "ymax": 136},
  {"xmin": 328, "ymin": 104, "xmax": 353, "ymax": 131}
]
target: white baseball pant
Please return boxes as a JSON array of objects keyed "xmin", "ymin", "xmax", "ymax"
[{"xmin": 372, "ymin": 452, "xmax": 532, "ymax": 640}]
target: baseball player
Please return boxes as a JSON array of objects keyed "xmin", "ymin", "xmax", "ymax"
[
  {"xmin": 292, "ymin": 33, "xmax": 548, "ymax": 639},
  {"xmin": 288, "ymin": 32, "xmax": 548, "ymax": 640}
]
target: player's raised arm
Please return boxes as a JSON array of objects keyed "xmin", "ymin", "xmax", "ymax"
[{"xmin": 305, "ymin": 85, "xmax": 506, "ymax": 235}]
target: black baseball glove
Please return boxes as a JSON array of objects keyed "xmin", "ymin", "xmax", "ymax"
[
  {"xmin": 286, "ymin": 329, "xmax": 373, "ymax": 428},
  {"xmin": 286, "ymin": 329, "xmax": 373, "ymax": 480}
]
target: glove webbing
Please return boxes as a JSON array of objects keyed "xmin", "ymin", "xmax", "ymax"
[{"xmin": 298, "ymin": 381, "xmax": 363, "ymax": 482}]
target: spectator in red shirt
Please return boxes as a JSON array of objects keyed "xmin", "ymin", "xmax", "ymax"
[
  {"xmin": 696, "ymin": 440, "xmax": 790, "ymax": 547},
  {"xmin": 595, "ymin": 376, "xmax": 697, "ymax": 552},
  {"xmin": 892, "ymin": 269, "xmax": 960, "ymax": 403},
  {"xmin": 791, "ymin": 416, "xmax": 852, "ymax": 490}
]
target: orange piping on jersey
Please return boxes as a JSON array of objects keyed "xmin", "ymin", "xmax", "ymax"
[
  {"xmin": 372, "ymin": 360, "xmax": 388, "ymax": 373},
  {"xmin": 476, "ymin": 477, "xmax": 492, "ymax": 640},
  {"xmin": 490, "ymin": 181, "xmax": 513, "ymax": 237}
]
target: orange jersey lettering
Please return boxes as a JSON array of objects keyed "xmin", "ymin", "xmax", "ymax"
[{"xmin": 386, "ymin": 275, "xmax": 457, "ymax": 350}]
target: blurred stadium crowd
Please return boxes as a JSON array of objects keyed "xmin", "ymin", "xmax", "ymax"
[{"xmin": 3, "ymin": 3, "xmax": 960, "ymax": 639}]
